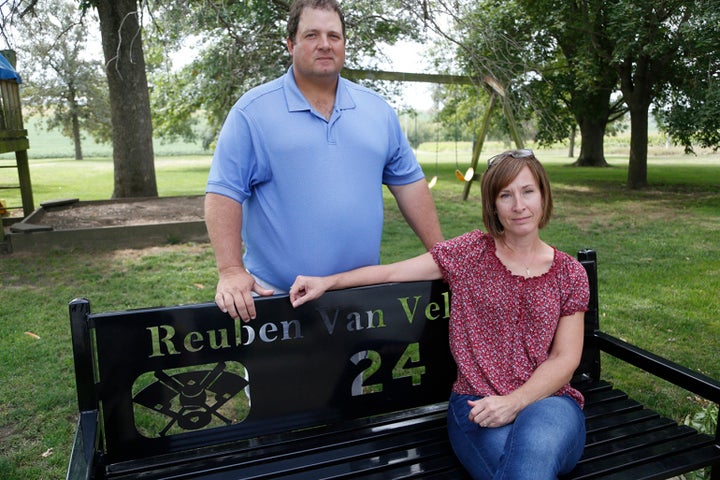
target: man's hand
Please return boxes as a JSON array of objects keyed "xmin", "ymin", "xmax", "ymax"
[{"xmin": 215, "ymin": 267, "xmax": 274, "ymax": 322}]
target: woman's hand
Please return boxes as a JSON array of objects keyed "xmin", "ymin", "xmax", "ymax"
[
  {"xmin": 289, "ymin": 275, "xmax": 331, "ymax": 307},
  {"xmin": 467, "ymin": 395, "xmax": 522, "ymax": 428}
]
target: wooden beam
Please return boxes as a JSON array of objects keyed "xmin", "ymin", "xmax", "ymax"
[
  {"xmin": 342, "ymin": 68, "xmax": 506, "ymax": 98},
  {"xmin": 342, "ymin": 68, "xmax": 476, "ymax": 86}
]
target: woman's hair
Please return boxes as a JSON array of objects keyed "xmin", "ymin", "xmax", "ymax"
[
  {"xmin": 287, "ymin": 0, "xmax": 346, "ymax": 43},
  {"xmin": 480, "ymin": 150, "xmax": 553, "ymax": 237}
]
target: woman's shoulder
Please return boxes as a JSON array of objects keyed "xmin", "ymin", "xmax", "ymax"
[
  {"xmin": 553, "ymin": 248, "xmax": 583, "ymax": 268},
  {"xmin": 452, "ymin": 229, "xmax": 489, "ymax": 244},
  {"xmin": 553, "ymin": 247, "xmax": 575, "ymax": 264},
  {"xmin": 436, "ymin": 229, "xmax": 490, "ymax": 251},
  {"xmin": 551, "ymin": 247, "xmax": 589, "ymax": 283},
  {"xmin": 432, "ymin": 230, "xmax": 491, "ymax": 267}
]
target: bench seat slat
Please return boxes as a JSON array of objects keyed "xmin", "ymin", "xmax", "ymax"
[
  {"xmin": 236, "ymin": 442, "xmax": 458, "ymax": 480},
  {"xmin": 581, "ymin": 424, "xmax": 699, "ymax": 461},
  {"xmin": 574, "ymin": 379, "xmax": 614, "ymax": 396},
  {"xmin": 584, "ymin": 397, "xmax": 644, "ymax": 421},
  {"xmin": 564, "ymin": 433, "xmax": 717, "ymax": 479},
  {"xmin": 107, "ymin": 411, "xmax": 462, "ymax": 479},
  {"xmin": 355, "ymin": 460, "xmax": 469, "ymax": 480},
  {"xmin": 192, "ymin": 425, "xmax": 451, "ymax": 479},
  {"xmin": 578, "ymin": 381, "xmax": 624, "ymax": 401},
  {"xmin": 585, "ymin": 416, "xmax": 679, "ymax": 447},
  {"xmin": 106, "ymin": 405, "xmax": 450, "ymax": 478},
  {"xmin": 596, "ymin": 444, "xmax": 719, "ymax": 480},
  {"xmin": 101, "ymin": 386, "xmax": 718, "ymax": 480},
  {"xmin": 585, "ymin": 407, "xmax": 660, "ymax": 433}
]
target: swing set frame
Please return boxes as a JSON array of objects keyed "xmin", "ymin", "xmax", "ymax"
[{"xmin": 342, "ymin": 67, "xmax": 524, "ymax": 200}]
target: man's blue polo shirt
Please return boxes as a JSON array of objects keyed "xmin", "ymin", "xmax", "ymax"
[{"xmin": 207, "ymin": 66, "xmax": 426, "ymax": 290}]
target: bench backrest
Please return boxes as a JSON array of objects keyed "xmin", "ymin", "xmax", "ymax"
[{"xmin": 69, "ymin": 250, "xmax": 599, "ymax": 464}]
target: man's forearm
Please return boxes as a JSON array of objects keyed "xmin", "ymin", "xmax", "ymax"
[
  {"xmin": 204, "ymin": 193, "xmax": 245, "ymax": 273},
  {"xmin": 390, "ymin": 180, "xmax": 444, "ymax": 250}
]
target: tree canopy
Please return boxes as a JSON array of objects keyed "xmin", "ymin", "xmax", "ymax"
[
  {"xmin": 1, "ymin": 0, "xmax": 718, "ymax": 194},
  {"xmin": 421, "ymin": 0, "xmax": 720, "ymax": 187}
]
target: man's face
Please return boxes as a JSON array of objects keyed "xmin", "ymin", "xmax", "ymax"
[{"xmin": 287, "ymin": 7, "xmax": 346, "ymax": 82}]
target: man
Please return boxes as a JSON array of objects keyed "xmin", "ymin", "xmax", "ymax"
[{"xmin": 205, "ymin": 0, "xmax": 442, "ymax": 322}]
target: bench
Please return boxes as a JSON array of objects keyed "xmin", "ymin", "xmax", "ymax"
[{"xmin": 66, "ymin": 249, "xmax": 720, "ymax": 479}]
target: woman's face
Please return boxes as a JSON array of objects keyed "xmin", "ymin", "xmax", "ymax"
[{"xmin": 494, "ymin": 166, "xmax": 543, "ymax": 237}]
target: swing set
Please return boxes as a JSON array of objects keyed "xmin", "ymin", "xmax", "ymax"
[{"xmin": 342, "ymin": 68, "xmax": 524, "ymax": 200}]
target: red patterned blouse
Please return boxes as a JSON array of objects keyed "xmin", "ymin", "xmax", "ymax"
[{"xmin": 430, "ymin": 230, "xmax": 589, "ymax": 408}]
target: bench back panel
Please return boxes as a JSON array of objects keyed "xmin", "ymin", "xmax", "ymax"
[
  {"xmin": 70, "ymin": 252, "xmax": 599, "ymax": 465},
  {"xmin": 72, "ymin": 280, "xmax": 456, "ymax": 463}
]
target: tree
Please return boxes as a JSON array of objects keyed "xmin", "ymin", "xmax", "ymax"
[
  {"xmin": 14, "ymin": 0, "xmax": 110, "ymax": 160},
  {"xmin": 85, "ymin": 0, "xmax": 157, "ymax": 197},
  {"xmin": 2, "ymin": 0, "xmax": 157, "ymax": 196},
  {"xmin": 658, "ymin": 75, "xmax": 720, "ymax": 153},
  {"xmin": 598, "ymin": 1, "xmax": 679, "ymax": 188},
  {"xmin": 596, "ymin": 0, "xmax": 720, "ymax": 188},
  {"xmin": 423, "ymin": 0, "xmax": 719, "ymax": 186},
  {"xmin": 520, "ymin": 0, "xmax": 627, "ymax": 167},
  {"xmin": 654, "ymin": 1, "xmax": 720, "ymax": 153},
  {"xmin": 432, "ymin": 0, "xmax": 624, "ymax": 167}
]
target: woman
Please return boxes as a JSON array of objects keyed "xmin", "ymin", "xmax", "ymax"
[{"xmin": 289, "ymin": 150, "xmax": 588, "ymax": 479}]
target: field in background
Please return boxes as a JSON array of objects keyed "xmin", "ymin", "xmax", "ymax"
[{"xmin": 0, "ymin": 116, "xmax": 208, "ymax": 159}]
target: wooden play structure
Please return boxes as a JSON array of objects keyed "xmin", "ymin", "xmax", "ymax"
[
  {"xmin": 342, "ymin": 68, "xmax": 524, "ymax": 200},
  {"xmin": 0, "ymin": 50, "xmax": 33, "ymax": 221}
]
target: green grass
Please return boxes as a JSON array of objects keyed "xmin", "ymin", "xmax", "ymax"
[
  {"xmin": 1, "ymin": 139, "xmax": 719, "ymax": 479},
  {"xmin": 1, "ymin": 156, "xmax": 212, "ymax": 209}
]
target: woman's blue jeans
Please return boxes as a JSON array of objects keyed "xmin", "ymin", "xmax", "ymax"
[{"xmin": 447, "ymin": 392, "xmax": 586, "ymax": 480}]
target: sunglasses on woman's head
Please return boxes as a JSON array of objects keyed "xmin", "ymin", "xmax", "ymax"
[{"xmin": 487, "ymin": 149, "xmax": 534, "ymax": 168}]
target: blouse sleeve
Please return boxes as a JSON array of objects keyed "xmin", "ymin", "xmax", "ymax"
[
  {"xmin": 430, "ymin": 230, "xmax": 488, "ymax": 287},
  {"xmin": 560, "ymin": 254, "xmax": 590, "ymax": 317}
]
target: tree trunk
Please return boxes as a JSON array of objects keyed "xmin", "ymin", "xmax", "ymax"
[
  {"xmin": 95, "ymin": 0, "xmax": 157, "ymax": 198},
  {"xmin": 568, "ymin": 81, "xmax": 612, "ymax": 167},
  {"xmin": 627, "ymin": 103, "xmax": 649, "ymax": 189},
  {"xmin": 574, "ymin": 116, "xmax": 609, "ymax": 167},
  {"xmin": 618, "ymin": 56, "xmax": 652, "ymax": 189},
  {"xmin": 69, "ymin": 87, "xmax": 83, "ymax": 160},
  {"xmin": 72, "ymin": 110, "xmax": 83, "ymax": 160}
]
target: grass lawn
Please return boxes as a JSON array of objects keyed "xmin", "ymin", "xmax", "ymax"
[{"xmin": 1, "ymin": 140, "xmax": 719, "ymax": 479}]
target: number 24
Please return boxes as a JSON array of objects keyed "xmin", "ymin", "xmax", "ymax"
[{"xmin": 349, "ymin": 342, "xmax": 426, "ymax": 396}]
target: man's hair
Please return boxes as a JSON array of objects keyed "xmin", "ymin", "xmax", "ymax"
[
  {"xmin": 480, "ymin": 151, "xmax": 554, "ymax": 237},
  {"xmin": 287, "ymin": 0, "xmax": 346, "ymax": 43}
]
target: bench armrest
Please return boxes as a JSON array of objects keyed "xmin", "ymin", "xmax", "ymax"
[{"xmin": 596, "ymin": 330, "xmax": 720, "ymax": 405}]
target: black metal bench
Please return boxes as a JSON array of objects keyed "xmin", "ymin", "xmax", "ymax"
[{"xmin": 66, "ymin": 250, "xmax": 720, "ymax": 479}]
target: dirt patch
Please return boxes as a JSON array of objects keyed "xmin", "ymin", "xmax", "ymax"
[{"xmin": 31, "ymin": 196, "xmax": 204, "ymax": 230}]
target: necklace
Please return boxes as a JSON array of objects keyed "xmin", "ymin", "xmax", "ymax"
[
  {"xmin": 501, "ymin": 238, "xmax": 537, "ymax": 277},
  {"xmin": 523, "ymin": 248, "xmax": 536, "ymax": 277}
]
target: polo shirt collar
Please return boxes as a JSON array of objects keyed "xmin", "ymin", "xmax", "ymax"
[{"xmin": 284, "ymin": 65, "xmax": 356, "ymax": 113}]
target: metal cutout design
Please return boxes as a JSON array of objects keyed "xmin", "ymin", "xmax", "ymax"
[{"xmin": 132, "ymin": 361, "xmax": 249, "ymax": 437}]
